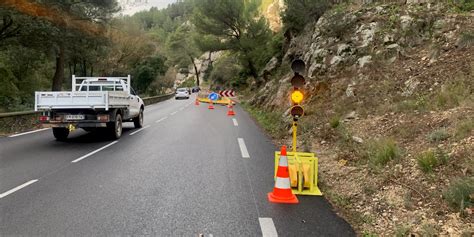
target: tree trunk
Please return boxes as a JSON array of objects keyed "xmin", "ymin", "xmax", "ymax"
[
  {"xmin": 52, "ymin": 43, "xmax": 65, "ymax": 91},
  {"xmin": 82, "ymin": 60, "xmax": 87, "ymax": 76},
  {"xmin": 190, "ymin": 56, "xmax": 200, "ymax": 87}
]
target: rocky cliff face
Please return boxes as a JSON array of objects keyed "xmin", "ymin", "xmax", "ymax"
[
  {"xmin": 248, "ymin": 2, "xmax": 473, "ymax": 236},
  {"xmin": 261, "ymin": 0, "xmax": 284, "ymax": 32}
]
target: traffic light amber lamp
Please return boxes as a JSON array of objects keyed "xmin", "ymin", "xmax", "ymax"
[{"xmin": 291, "ymin": 90, "xmax": 304, "ymax": 104}]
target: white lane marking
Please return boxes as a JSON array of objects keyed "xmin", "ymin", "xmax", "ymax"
[
  {"xmin": 0, "ymin": 179, "xmax": 38, "ymax": 199},
  {"xmin": 155, "ymin": 117, "xmax": 168, "ymax": 123},
  {"xmin": 170, "ymin": 111, "xmax": 178, "ymax": 116},
  {"xmin": 72, "ymin": 141, "xmax": 118, "ymax": 163},
  {"xmin": 179, "ymin": 107, "xmax": 184, "ymax": 111},
  {"xmin": 129, "ymin": 125, "xmax": 151, "ymax": 136},
  {"xmin": 232, "ymin": 118, "xmax": 238, "ymax": 127},
  {"xmin": 237, "ymin": 138, "xmax": 250, "ymax": 158},
  {"xmin": 259, "ymin": 218, "xmax": 278, "ymax": 237},
  {"xmin": 9, "ymin": 128, "xmax": 50, "ymax": 138}
]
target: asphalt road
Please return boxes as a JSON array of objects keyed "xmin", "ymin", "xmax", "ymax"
[{"xmin": 0, "ymin": 94, "xmax": 355, "ymax": 236}]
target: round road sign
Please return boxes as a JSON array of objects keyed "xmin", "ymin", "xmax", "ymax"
[{"xmin": 208, "ymin": 92, "xmax": 219, "ymax": 101}]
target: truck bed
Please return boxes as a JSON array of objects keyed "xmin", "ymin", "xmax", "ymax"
[{"xmin": 35, "ymin": 91, "xmax": 130, "ymax": 111}]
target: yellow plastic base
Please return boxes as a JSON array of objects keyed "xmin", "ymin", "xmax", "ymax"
[{"xmin": 275, "ymin": 151, "xmax": 322, "ymax": 196}]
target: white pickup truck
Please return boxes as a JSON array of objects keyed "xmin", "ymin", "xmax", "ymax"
[{"xmin": 35, "ymin": 75, "xmax": 144, "ymax": 140}]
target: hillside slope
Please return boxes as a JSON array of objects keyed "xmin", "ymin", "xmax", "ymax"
[{"xmin": 246, "ymin": 3, "xmax": 473, "ymax": 236}]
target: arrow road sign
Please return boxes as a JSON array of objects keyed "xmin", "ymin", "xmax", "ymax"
[{"xmin": 219, "ymin": 90, "xmax": 235, "ymax": 97}]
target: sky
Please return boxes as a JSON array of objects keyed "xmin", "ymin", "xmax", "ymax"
[{"xmin": 121, "ymin": 0, "xmax": 178, "ymax": 15}]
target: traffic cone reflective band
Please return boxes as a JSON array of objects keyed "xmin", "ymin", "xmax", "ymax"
[
  {"xmin": 208, "ymin": 101, "xmax": 214, "ymax": 110},
  {"xmin": 268, "ymin": 145, "xmax": 299, "ymax": 204},
  {"xmin": 227, "ymin": 102, "xmax": 235, "ymax": 116},
  {"xmin": 195, "ymin": 98, "xmax": 200, "ymax": 105}
]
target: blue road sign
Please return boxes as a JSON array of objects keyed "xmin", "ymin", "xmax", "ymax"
[{"xmin": 208, "ymin": 92, "xmax": 219, "ymax": 101}]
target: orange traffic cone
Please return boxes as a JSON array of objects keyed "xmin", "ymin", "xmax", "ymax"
[
  {"xmin": 195, "ymin": 99, "xmax": 200, "ymax": 106},
  {"xmin": 227, "ymin": 102, "xmax": 235, "ymax": 116},
  {"xmin": 208, "ymin": 101, "xmax": 214, "ymax": 110},
  {"xmin": 268, "ymin": 145, "xmax": 299, "ymax": 204}
]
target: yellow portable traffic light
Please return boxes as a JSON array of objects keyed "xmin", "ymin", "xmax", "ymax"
[{"xmin": 290, "ymin": 60, "xmax": 306, "ymax": 118}]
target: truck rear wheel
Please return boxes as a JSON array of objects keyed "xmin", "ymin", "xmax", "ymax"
[
  {"xmin": 133, "ymin": 109, "xmax": 144, "ymax": 128},
  {"xmin": 107, "ymin": 113, "xmax": 122, "ymax": 140},
  {"xmin": 53, "ymin": 128, "xmax": 69, "ymax": 141}
]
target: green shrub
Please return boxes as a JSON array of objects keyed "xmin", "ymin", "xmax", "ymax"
[
  {"xmin": 458, "ymin": 31, "xmax": 474, "ymax": 48},
  {"xmin": 443, "ymin": 177, "xmax": 474, "ymax": 212},
  {"xmin": 435, "ymin": 79, "xmax": 472, "ymax": 109},
  {"xmin": 395, "ymin": 225, "xmax": 411, "ymax": 237},
  {"xmin": 417, "ymin": 148, "xmax": 449, "ymax": 173},
  {"xmin": 452, "ymin": 0, "xmax": 474, "ymax": 12},
  {"xmin": 455, "ymin": 119, "xmax": 474, "ymax": 139},
  {"xmin": 427, "ymin": 128, "xmax": 450, "ymax": 143},
  {"xmin": 417, "ymin": 150, "xmax": 438, "ymax": 173},
  {"xmin": 241, "ymin": 103, "xmax": 285, "ymax": 138},
  {"xmin": 329, "ymin": 115, "xmax": 341, "ymax": 128},
  {"xmin": 366, "ymin": 138, "xmax": 400, "ymax": 168},
  {"xmin": 282, "ymin": 0, "xmax": 331, "ymax": 34}
]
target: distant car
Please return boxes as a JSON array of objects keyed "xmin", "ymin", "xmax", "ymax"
[
  {"xmin": 192, "ymin": 87, "xmax": 200, "ymax": 93},
  {"xmin": 175, "ymin": 88, "xmax": 190, "ymax": 99}
]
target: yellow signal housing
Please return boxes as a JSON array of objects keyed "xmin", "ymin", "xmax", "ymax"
[{"xmin": 291, "ymin": 90, "xmax": 304, "ymax": 104}]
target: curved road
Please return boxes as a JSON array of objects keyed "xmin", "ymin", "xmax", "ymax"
[{"xmin": 0, "ymin": 95, "xmax": 354, "ymax": 236}]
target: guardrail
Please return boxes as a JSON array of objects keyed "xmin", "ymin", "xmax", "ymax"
[
  {"xmin": 0, "ymin": 93, "xmax": 174, "ymax": 135},
  {"xmin": 142, "ymin": 93, "xmax": 174, "ymax": 105}
]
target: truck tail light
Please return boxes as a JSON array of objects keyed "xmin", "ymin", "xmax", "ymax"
[
  {"xmin": 39, "ymin": 116, "xmax": 50, "ymax": 122},
  {"xmin": 97, "ymin": 114, "xmax": 109, "ymax": 122}
]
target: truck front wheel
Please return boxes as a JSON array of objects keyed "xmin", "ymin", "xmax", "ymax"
[
  {"xmin": 133, "ymin": 109, "xmax": 144, "ymax": 128},
  {"xmin": 53, "ymin": 128, "xmax": 69, "ymax": 141},
  {"xmin": 108, "ymin": 113, "xmax": 122, "ymax": 140}
]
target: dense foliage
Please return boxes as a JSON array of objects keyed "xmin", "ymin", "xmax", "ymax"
[{"xmin": 0, "ymin": 0, "xmax": 286, "ymax": 112}]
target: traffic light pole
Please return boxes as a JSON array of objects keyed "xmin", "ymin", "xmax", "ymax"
[{"xmin": 292, "ymin": 121, "xmax": 297, "ymax": 153}]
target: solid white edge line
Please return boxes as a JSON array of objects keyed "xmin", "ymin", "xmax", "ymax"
[
  {"xmin": 155, "ymin": 117, "xmax": 168, "ymax": 123},
  {"xmin": 129, "ymin": 125, "xmax": 151, "ymax": 136},
  {"xmin": 259, "ymin": 218, "xmax": 278, "ymax": 237},
  {"xmin": 9, "ymin": 128, "xmax": 50, "ymax": 138},
  {"xmin": 0, "ymin": 179, "xmax": 38, "ymax": 199},
  {"xmin": 232, "ymin": 118, "xmax": 239, "ymax": 126},
  {"xmin": 71, "ymin": 141, "xmax": 118, "ymax": 163},
  {"xmin": 237, "ymin": 138, "xmax": 250, "ymax": 158},
  {"xmin": 170, "ymin": 111, "xmax": 178, "ymax": 115}
]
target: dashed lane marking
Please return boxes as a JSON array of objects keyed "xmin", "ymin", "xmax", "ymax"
[
  {"xmin": 237, "ymin": 138, "xmax": 250, "ymax": 158},
  {"xmin": 232, "ymin": 118, "xmax": 238, "ymax": 126},
  {"xmin": 71, "ymin": 141, "xmax": 118, "ymax": 163},
  {"xmin": 9, "ymin": 128, "xmax": 50, "ymax": 138},
  {"xmin": 155, "ymin": 117, "xmax": 168, "ymax": 123},
  {"xmin": 259, "ymin": 218, "xmax": 278, "ymax": 237},
  {"xmin": 129, "ymin": 125, "xmax": 151, "ymax": 136},
  {"xmin": 0, "ymin": 179, "xmax": 39, "ymax": 199}
]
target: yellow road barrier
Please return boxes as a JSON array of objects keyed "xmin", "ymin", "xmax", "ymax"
[
  {"xmin": 274, "ymin": 151, "xmax": 322, "ymax": 196},
  {"xmin": 197, "ymin": 97, "xmax": 233, "ymax": 105}
]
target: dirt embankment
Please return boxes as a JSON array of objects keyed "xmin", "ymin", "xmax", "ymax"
[{"xmin": 245, "ymin": 3, "xmax": 473, "ymax": 236}]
